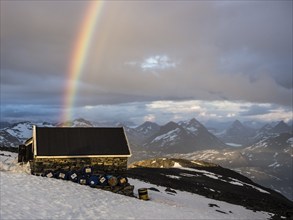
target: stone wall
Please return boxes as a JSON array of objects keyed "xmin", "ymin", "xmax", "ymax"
[{"xmin": 30, "ymin": 157, "xmax": 128, "ymax": 175}]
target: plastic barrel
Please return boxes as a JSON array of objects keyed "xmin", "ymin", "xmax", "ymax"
[
  {"xmin": 138, "ymin": 188, "xmax": 149, "ymax": 200},
  {"xmin": 106, "ymin": 175, "xmax": 118, "ymax": 187},
  {"xmin": 98, "ymin": 175, "xmax": 108, "ymax": 186},
  {"xmin": 56, "ymin": 170, "xmax": 68, "ymax": 180},
  {"xmin": 82, "ymin": 166, "xmax": 93, "ymax": 175},
  {"xmin": 78, "ymin": 175, "xmax": 88, "ymax": 185},
  {"xmin": 117, "ymin": 176, "xmax": 128, "ymax": 186},
  {"xmin": 44, "ymin": 170, "xmax": 54, "ymax": 178},
  {"xmin": 88, "ymin": 175, "xmax": 100, "ymax": 187},
  {"xmin": 68, "ymin": 170, "xmax": 79, "ymax": 182}
]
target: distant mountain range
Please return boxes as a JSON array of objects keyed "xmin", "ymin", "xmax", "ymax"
[
  {"xmin": 0, "ymin": 117, "xmax": 292, "ymax": 200},
  {"xmin": 169, "ymin": 133, "xmax": 293, "ymax": 201}
]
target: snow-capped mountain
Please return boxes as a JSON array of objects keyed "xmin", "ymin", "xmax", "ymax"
[
  {"xmin": 144, "ymin": 121, "xmax": 190, "ymax": 152},
  {"xmin": 179, "ymin": 118, "xmax": 226, "ymax": 149},
  {"xmin": 135, "ymin": 121, "xmax": 160, "ymax": 137},
  {"xmin": 124, "ymin": 121, "xmax": 161, "ymax": 146},
  {"xmin": 179, "ymin": 118, "xmax": 203, "ymax": 134},
  {"xmin": 57, "ymin": 118, "xmax": 94, "ymax": 127},
  {"xmin": 142, "ymin": 119, "xmax": 226, "ymax": 153},
  {"xmin": 254, "ymin": 120, "xmax": 292, "ymax": 142},
  {"xmin": 0, "ymin": 121, "xmax": 53, "ymax": 147}
]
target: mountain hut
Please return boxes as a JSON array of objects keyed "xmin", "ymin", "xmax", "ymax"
[{"xmin": 18, "ymin": 126, "xmax": 131, "ymax": 175}]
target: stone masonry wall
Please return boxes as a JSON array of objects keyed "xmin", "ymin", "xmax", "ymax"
[{"xmin": 30, "ymin": 157, "xmax": 128, "ymax": 175}]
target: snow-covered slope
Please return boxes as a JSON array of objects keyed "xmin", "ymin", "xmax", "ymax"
[{"xmin": 0, "ymin": 152, "xmax": 274, "ymax": 219}]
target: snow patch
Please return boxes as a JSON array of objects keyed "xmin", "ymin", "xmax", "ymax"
[
  {"xmin": 165, "ymin": 175, "xmax": 181, "ymax": 180},
  {"xmin": 228, "ymin": 177, "xmax": 270, "ymax": 194},
  {"xmin": 268, "ymin": 162, "xmax": 280, "ymax": 168},
  {"xmin": 151, "ymin": 128, "xmax": 180, "ymax": 146},
  {"xmin": 173, "ymin": 162, "xmax": 182, "ymax": 168}
]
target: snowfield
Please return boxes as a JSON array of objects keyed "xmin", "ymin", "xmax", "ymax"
[{"xmin": 0, "ymin": 151, "xmax": 273, "ymax": 219}]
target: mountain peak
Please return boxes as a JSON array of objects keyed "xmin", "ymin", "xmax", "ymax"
[
  {"xmin": 135, "ymin": 121, "xmax": 160, "ymax": 136},
  {"xmin": 189, "ymin": 118, "xmax": 199, "ymax": 123},
  {"xmin": 223, "ymin": 120, "xmax": 256, "ymax": 145},
  {"xmin": 270, "ymin": 120, "xmax": 291, "ymax": 133},
  {"xmin": 58, "ymin": 118, "xmax": 93, "ymax": 127},
  {"xmin": 139, "ymin": 121, "xmax": 159, "ymax": 127},
  {"xmin": 276, "ymin": 120, "xmax": 287, "ymax": 127},
  {"xmin": 164, "ymin": 121, "xmax": 179, "ymax": 128},
  {"xmin": 189, "ymin": 118, "xmax": 203, "ymax": 127},
  {"xmin": 232, "ymin": 120, "xmax": 243, "ymax": 127}
]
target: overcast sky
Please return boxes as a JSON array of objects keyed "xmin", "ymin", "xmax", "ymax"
[{"xmin": 1, "ymin": 1, "xmax": 292, "ymax": 125}]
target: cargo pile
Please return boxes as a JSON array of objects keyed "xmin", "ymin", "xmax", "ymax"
[{"xmin": 36, "ymin": 166, "xmax": 134, "ymax": 197}]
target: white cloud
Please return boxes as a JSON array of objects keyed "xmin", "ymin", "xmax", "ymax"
[
  {"xmin": 246, "ymin": 108, "xmax": 292, "ymax": 123},
  {"xmin": 141, "ymin": 55, "xmax": 177, "ymax": 70},
  {"xmin": 3, "ymin": 100, "xmax": 291, "ymax": 125},
  {"xmin": 125, "ymin": 55, "xmax": 178, "ymax": 73},
  {"xmin": 144, "ymin": 114, "xmax": 156, "ymax": 122}
]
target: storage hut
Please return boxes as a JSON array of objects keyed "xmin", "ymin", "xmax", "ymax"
[{"xmin": 19, "ymin": 126, "xmax": 131, "ymax": 175}]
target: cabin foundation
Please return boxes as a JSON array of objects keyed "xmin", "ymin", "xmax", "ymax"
[{"xmin": 30, "ymin": 157, "xmax": 128, "ymax": 175}]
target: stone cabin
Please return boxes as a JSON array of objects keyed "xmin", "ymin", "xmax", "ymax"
[{"xmin": 18, "ymin": 126, "xmax": 132, "ymax": 175}]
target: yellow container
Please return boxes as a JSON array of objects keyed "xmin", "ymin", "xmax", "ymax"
[{"xmin": 138, "ymin": 188, "xmax": 149, "ymax": 200}]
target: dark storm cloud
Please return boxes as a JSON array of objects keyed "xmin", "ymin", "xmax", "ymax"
[
  {"xmin": 1, "ymin": 1, "xmax": 292, "ymax": 122},
  {"xmin": 2, "ymin": 104, "xmax": 60, "ymax": 122},
  {"xmin": 82, "ymin": 0, "xmax": 292, "ymax": 106},
  {"xmin": 1, "ymin": 69, "xmax": 64, "ymax": 106},
  {"xmin": 0, "ymin": 1, "xmax": 83, "ymax": 76}
]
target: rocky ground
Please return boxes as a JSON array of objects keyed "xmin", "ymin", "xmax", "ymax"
[{"xmin": 127, "ymin": 158, "xmax": 293, "ymax": 219}]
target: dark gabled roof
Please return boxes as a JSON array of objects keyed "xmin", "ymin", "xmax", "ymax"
[{"xmin": 34, "ymin": 127, "xmax": 131, "ymax": 157}]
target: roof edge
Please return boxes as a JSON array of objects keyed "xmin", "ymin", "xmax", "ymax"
[{"xmin": 35, "ymin": 155, "xmax": 131, "ymax": 159}]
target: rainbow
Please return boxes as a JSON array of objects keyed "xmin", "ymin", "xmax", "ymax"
[{"xmin": 61, "ymin": 1, "xmax": 104, "ymax": 123}]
